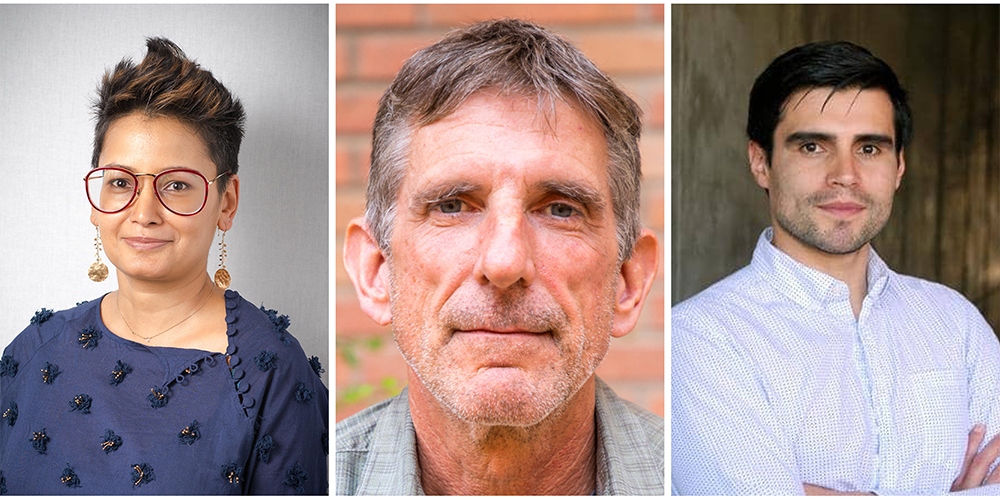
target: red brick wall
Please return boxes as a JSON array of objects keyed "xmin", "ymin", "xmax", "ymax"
[{"xmin": 336, "ymin": 4, "xmax": 665, "ymax": 422}]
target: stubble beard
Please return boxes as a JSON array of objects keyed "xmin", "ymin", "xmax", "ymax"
[
  {"xmin": 387, "ymin": 263, "xmax": 618, "ymax": 428},
  {"xmin": 776, "ymin": 189, "xmax": 891, "ymax": 255}
]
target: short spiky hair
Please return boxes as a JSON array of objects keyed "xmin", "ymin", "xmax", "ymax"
[{"xmin": 92, "ymin": 37, "xmax": 246, "ymax": 191}]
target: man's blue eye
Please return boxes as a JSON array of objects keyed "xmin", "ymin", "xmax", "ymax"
[
  {"xmin": 438, "ymin": 200, "xmax": 463, "ymax": 213},
  {"xmin": 550, "ymin": 203, "xmax": 575, "ymax": 218}
]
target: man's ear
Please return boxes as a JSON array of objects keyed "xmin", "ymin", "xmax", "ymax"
[
  {"xmin": 895, "ymin": 147, "xmax": 906, "ymax": 189},
  {"xmin": 343, "ymin": 217, "xmax": 392, "ymax": 326},
  {"xmin": 611, "ymin": 229, "xmax": 659, "ymax": 338},
  {"xmin": 748, "ymin": 141, "xmax": 771, "ymax": 190}
]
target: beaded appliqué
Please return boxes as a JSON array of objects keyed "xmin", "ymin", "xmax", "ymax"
[
  {"xmin": 41, "ymin": 362, "xmax": 62, "ymax": 384},
  {"xmin": 2, "ymin": 402, "xmax": 16, "ymax": 427},
  {"xmin": 131, "ymin": 463, "xmax": 155, "ymax": 488},
  {"xmin": 101, "ymin": 429, "xmax": 122, "ymax": 453},
  {"xmin": 109, "ymin": 360, "xmax": 132, "ymax": 386},
  {"xmin": 283, "ymin": 463, "xmax": 308, "ymax": 493},
  {"xmin": 30, "ymin": 428, "xmax": 49, "ymax": 454},
  {"xmin": 222, "ymin": 461, "xmax": 243, "ymax": 485},
  {"xmin": 61, "ymin": 463, "xmax": 81, "ymax": 488},
  {"xmin": 70, "ymin": 394, "xmax": 93, "ymax": 414},
  {"xmin": 178, "ymin": 420, "xmax": 201, "ymax": 445},
  {"xmin": 0, "ymin": 356, "xmax": 17, "ymax": 378},
  {"xmin": 78, "ymin": 326, "xmax": 102, "ymax": 350},
  {"xmin": 147, "ymin": 387, "xmax": 168, "ymax": 408}
]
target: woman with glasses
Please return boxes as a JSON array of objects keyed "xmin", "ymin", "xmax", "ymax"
[{"xmin": 0, "ymin": 38, "xmax": 327, "ymax": 494}]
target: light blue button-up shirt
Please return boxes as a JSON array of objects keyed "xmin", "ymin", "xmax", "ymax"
[{"xmin": 672, "ymin": 228, "xmax": 1000, "ymax": 495}]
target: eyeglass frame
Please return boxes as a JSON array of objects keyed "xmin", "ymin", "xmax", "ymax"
[{"xmin": 84, "ymin": 166, "xmax": 231, "ymax": 216}]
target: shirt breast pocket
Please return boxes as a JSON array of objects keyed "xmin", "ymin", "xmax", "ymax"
[{"xmin": 907, "ymin": 370, "xmax": 969, "ymax": 477}]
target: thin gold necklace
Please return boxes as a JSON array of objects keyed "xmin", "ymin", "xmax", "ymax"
[{"xmin": 117, "ymin": 284, "xmax": 214, "ymax": 343}]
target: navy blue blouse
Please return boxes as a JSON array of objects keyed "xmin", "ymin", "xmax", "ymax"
[{"xmin": 0, "ymin": 290, "xmax": 328, "ymax": 494}]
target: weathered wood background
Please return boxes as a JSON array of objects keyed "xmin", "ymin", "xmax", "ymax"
[{"xmin": 672, "ymin": 4, "xmax": 1000, "ymax": 334}]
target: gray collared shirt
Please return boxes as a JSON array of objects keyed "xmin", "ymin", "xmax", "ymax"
[{"xmin": 336, "ymin": 377, "xmax": 664, "ymax": 495}]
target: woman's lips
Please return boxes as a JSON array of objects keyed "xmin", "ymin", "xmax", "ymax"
[{"xmin": 124, "ymin": 237, "xmax": 170, "ymax": 250}]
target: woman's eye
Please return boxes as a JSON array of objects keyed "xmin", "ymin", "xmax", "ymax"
[
  {"xmin": 437, "ymin": 199, "xmax": 464, "ymax": 214},
  {"xmin": 163, "ymin": 181, "xmax": 190, "ymax": 192},
  {"xmin": 109, "ymin": 178, "xmax": 132, "ymax": 189},
  {"xmin": 549, "ymin": 203, "xmax": 576, "ymax": 218}
]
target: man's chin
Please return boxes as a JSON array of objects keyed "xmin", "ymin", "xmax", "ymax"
[{"xmin": 431, "ymin": 371, "xmax": 571, "ymax": 427}]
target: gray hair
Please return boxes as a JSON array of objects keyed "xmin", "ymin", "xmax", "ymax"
[{"xmin": 366, "ymin": 18, "xmax": 643, "ymax": 262}]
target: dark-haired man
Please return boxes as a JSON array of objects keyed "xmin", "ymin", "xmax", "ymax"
[
  {"xmin": 672, "ymin": 41, "xmax": 1000, "ymax": 495},
  {"xmin": 338, "ymin": 19, "xmax": 662, "ymax": 495}
]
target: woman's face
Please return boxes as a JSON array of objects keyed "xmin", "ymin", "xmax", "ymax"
[{"xmin": 90, "ymin": 112, "xmax": 238, "ymax": 285}]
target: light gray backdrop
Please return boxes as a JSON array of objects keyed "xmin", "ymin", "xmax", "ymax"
[{"xmin": 0, "ymin": 4, "xmax": 330, "ymax": 386}]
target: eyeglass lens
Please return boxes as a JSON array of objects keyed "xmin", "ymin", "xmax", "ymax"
[{"xmin": 86, "ymin": 168, "xmax": 208, "ymax": 215}]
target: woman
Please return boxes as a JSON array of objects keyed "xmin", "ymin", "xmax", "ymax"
[{"xmin": 0, "ymin": 38, "xmax": 327, "ymax": 494}]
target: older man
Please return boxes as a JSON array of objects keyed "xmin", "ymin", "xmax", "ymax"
[
  {"xmin": 672, "ymin": 41, "xmax": 1000, "ymax": 495},
  {"xmin": 338, "ymin": 19, "xmax": 662, "ymax": 495}
]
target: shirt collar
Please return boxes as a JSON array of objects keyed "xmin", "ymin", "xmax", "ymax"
[
  {"xmin": 353, "ymin": 378, "xmax": 663, "ymax": 495},
  {"xmin": 751, "ymin": 227, "xmax": 892, "ymax": 310}
]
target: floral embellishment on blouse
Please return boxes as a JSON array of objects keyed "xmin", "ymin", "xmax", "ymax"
[
  {"xmin": 221, "ymin": 461, "xmax": 243, "ymax": 485},
  {"xmin": 101, "ymin": 429, "xmax": 123, "ymax": 453},
  {"xmin": 131, "ymin": 463, "xmax": 155, "ymax": 488},
  {"xmin": 70, "ymin": 394, "xmax": 93, "ymax": 414},
  {"xmin": 147, "ymin": 387, "xmax": 168, "ymax": 408},
  {"xmin": 78, "ymin": 326, "xmax": 103, "ymax": 350},
  {"xmin": 30, "ymin": 428, "xmax": 49, "ymax": 454},
  {"xmin": 294, "ymin": 381, "xmax": 316, "ymax": 404},
  {"xmin": 0, "ymin": 356, "xmax": 17, "ymax": 378},
  {"xmin": 2, "ymin": 402, "xmax": 16, "ymax": 427},
  {"xmin": 30, "ymin": 308, "xmax": 53, "ymax": 325},
  {"xmin": 283, "ymin": 463, "xmax": 308, "ymax": 493},
  {"xmin": 309, "ymin": 356, "xmax": 325, "ymax": 376},
  {"xmin": 178, "ymin": 420, "xmax": 200, "ymax": 445},
  {"xmin": 259, "ymin": 305, "xmax": 292, "ymax": 346},
  {"xmin": 109, "ymin": 360, "xmax": 132, "ymax": 386},
  {"xmin": 41, "ymin": 362, "xmax": 62, "ymax": 384},
  {"xmin": 254, "ymin": 435, "xmax": 274, "ymax": 463},
  {"xmin": 61, "ymin": 463, "xmax": 81, "ymax": 488},
  {"xmin": 252, "ymin": 350, "xmax": 277, "ymax": 371}
]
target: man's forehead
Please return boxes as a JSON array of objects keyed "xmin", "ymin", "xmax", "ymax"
[{"xmin": 779, "ymin": 86, "xmax": 892, "ymax": 119}]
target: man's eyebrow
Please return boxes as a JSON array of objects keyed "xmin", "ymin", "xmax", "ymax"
[
  {"xmin": 854, "ymin": 134, "xmax": 894, "ymax": 147},
  {"xmin": 409, "ymin": 182, "xmax": 480, "ymax": 210},
  {"xmin": 537, "ymin": 180, "xmax": 607, "ymax": 216},
  {"xmin": 784, "ymin": 131, "xmax": 835, "ymax": 146}
]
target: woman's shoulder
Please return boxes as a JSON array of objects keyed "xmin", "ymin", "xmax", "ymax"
[
  {"xmin": 2, "ymin": 297, "xmax": 104, "ymax": 379},
  {"xmin": 225, "ymin": 290, "xmax": 326, "ymax": 380}
]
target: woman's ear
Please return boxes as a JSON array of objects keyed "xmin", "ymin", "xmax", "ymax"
[
  {"xmin": 343, "ymin": 217, "xmax": 392, "ymax": 326},
  {"xmin": 218, "ymin": 174, "xmax": 239, "ymax": 231}
]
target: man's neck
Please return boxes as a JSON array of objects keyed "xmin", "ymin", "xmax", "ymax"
[
  {"xmin": 770, "ymin": 228, "xmax": 871, "ymax": 318},
  {"xmin": 408, "ymin": 374, "xmax": 598, "ymax": 495}
]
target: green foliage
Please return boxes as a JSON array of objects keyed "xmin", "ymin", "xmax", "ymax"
[{"xmin": 336, "ymin": 334, "xmax": 403, "ymax": 409}]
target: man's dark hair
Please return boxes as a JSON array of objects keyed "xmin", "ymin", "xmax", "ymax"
[
  {"xmin": 746, "ymin": 40, "xmax": 913, "ymax": 163},
  {"xmin": 92, "ymin": 37, "xmax": 246, "ymax": 192}
]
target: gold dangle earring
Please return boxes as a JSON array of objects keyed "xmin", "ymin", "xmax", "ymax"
[
  {"xmin": 214, "ymin": 230, "xmax": 231, "ymax": 289},
  {"xmin": 88, "ymin": 226, "xmax": 109, "ymax": 282}
]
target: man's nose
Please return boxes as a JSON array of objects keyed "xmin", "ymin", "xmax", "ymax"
[
  {"xmin": 827, "ymin": 152, "xmax": 860, "ymax": 188},
  {"xmin": 474, "ymin": 207, "xmax": 536, "ymax": 289}
]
